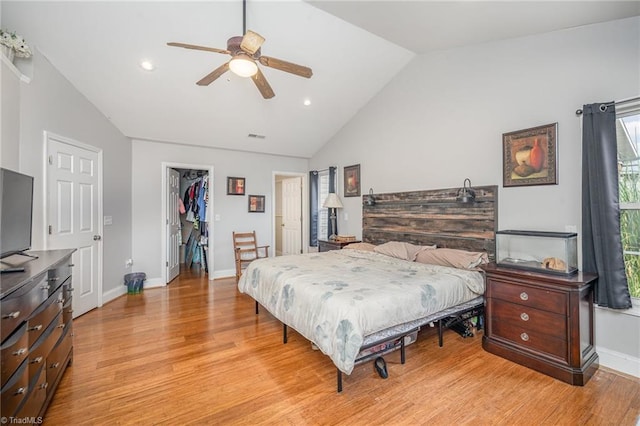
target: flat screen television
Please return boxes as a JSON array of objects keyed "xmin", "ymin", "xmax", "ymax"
[{"xmin": 0, "ymin": 168, "xmax": 34, "ymax": 259}]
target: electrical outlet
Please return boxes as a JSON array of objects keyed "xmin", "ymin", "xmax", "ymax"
[{"xmin": 125, "ymin": 259, "xmax": 133, "ymax": 268}]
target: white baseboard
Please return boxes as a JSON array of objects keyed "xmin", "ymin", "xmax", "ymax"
[
  {"xmin": 144, "ymin": 277, "xmax": 166, "ymax": 288},
  {"xmin": 213, "ymin": 269, "xmax": 235, "ymax": 280},
  {"xmin": 597, "ymin": 346, "xmax": 640, "ymax": 378},
  {"xmin": 102, "ymin": 284, "xmax": 127, "ymax": 305}
]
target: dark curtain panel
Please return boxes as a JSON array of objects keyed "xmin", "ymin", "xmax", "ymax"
[
  {"xmin": 328, "ymin": 166, "xmax": 337, "ymax": 238},
  {"xmin": 309, "ymin": 171, "xmax": 318, "ymax": 247},
  {"xmin": 582, "ymin": 102, "xmax": 632, "ymax": 309}
]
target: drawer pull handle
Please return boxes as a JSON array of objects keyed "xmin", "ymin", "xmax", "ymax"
[
  {"xmin": 57, "ymin": 323, "xmax": 66, "ymax": 329},
  {"xmin": 30, "ymin": 356, "xmax": 44, "ymax": 364},
  {"xmin": 14, "ymin": 387, "xmax": 26, "ymax": 395},
  {"xmin": 13, "ymin": 348, "xmax": 27, "ymax": 356},
  {"xmin": 520, "ymin": 313, "xmax": 530, "ymax": 321},
  {"xmin": 3, "ymin": 311, "xmax": 20, "ymax": 319},
  {"xmin": 519, "ymin": 292, "xmax": 529, "ymax": 301},
  {"xmin": 50, "ymin": 362, "xmax": 60, "ymax": 369},
  {"xmin": 28, "ymin": 324, "xmax": 43, "ymax": 331},
  {"xmin": 520, "ymin": 333, "xmax": 530, "ymax": 342},
  {"xmin": 68, "ymin": 264, "xmax": 75, "ymax": 267},
  {"xmin": 42, "ymin": 284, "xmax": 51, "ymax": 290},
  {"xmin": 39, "ymin": 382, "xmax": 49, "ymax": 390}
]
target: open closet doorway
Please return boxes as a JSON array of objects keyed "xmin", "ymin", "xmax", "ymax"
[
  {"xmin": 162, "ymin": 162, "xmax": 214, "ymax": 283},
  {"xmin": 273, "ymin": 172, "xmax": 307, "ymax": 256}
]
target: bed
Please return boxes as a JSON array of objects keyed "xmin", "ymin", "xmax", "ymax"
[{"xmin": 238, "ymin": 185, "xmax": 497, "ymax": 391}]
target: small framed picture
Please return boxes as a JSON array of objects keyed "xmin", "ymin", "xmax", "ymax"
[
  {"xmin": 503, "ymin": 123, "xmax": 558, "ymax": 187},
  {"xmin": 248, "ymin": 195, "xmax": 265, "ymax": 213},
  {"xmin": 227, "ymin": 177, "xmax": 245, "ymax": 195},
  {"xmin": 344, "ymin": 164, "xmax": 361, "ymax": 197}
]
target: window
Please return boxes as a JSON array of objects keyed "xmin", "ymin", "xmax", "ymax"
[
  {"xmin": 317, "ymin": 169, "xmax": 330, "ymax": 240},
  {"xmin": 617, "ymin": 103, "xmax": 640, "ymax": 299}
]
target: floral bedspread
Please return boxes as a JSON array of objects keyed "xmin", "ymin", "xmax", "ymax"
[{"xmin": 237, "ymin": 249, "xmax": 485, "ymax": 374}]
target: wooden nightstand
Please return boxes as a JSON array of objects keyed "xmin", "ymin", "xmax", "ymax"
[
  {"xmin": 318, "ymin": 239, "xmax": 360, "ymax": 252},
  {"xmin": 482, "ymin": 263, "xmax": 598, "ymax": 385}
]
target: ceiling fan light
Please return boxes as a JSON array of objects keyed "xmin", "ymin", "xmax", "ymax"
[{"xmin": 229, "ymin": 55, "xmax": 258, "ymax": 77}]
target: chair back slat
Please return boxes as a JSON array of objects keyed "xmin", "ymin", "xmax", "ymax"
[{"xmin": 232, "ymin": 231, "xmax": 270, "ymax": 282}]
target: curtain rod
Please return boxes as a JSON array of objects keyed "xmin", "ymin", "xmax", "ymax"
[
  {"xmin": 575, "ymin": 96, "xmax": 640, "ymax": 115},
  {"xmin": 311, "ymin": 166, "xmax": 336, "ymax": 173}
]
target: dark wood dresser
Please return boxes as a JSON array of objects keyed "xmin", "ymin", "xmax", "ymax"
[
  {"xmin": 482, "ymin": 263, "xmax": 598, "ymax": 385},
  {"xmin": 318, "ymin": 240, "xmax": 361, "ymax": 252},
  {"xmin": 1, "ymin": 249, "xmax": 75, "ymax": 421}
]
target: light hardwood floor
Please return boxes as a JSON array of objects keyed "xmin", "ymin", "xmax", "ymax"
[{"xmin": 44, "ymin": 269, "xmax": 640, "ymax": 425}]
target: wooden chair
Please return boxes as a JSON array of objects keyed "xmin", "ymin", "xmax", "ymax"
[{"xmin": 233, "ymin": 231, "xmax": 269, "ymax": 282}]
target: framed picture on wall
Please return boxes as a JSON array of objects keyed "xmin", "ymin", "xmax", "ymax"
[
  {"xmin": 227, "ymin": 177, "xmax": 246, "ymax": 195},
  {"xmin": 503, "ymin": 123, "xmax": 558, "ymax": 187},
  {"xmin": 344, "ymin": 164, "xmax": 361, "ymax": 197},
  {"xmin": 248, "ymin": 195, "xmax": 265, "ymax": 213}
]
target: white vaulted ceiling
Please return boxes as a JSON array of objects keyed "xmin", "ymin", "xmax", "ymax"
[{"xmin": 2, "ymin": 1, "xmax": 638, "ymax": 158}]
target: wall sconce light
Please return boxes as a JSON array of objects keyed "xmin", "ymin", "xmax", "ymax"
[
  {"xmin": 366, "ymin": 188, "xmax": 376, "ymax": 206},
  {"xmin": 457, "ymin": 178, "xmax": 476, "ymax": 203}
]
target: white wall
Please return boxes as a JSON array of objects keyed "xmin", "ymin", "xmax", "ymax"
[
  {"xmin": 15, "ymin": 51, "xmax": 133, "ymax": 299},
  {"xmin": 1, "ymin": 58, "xmax": 21, "ymax": 169},
  {"xmin": 310, "ymin": 17, "xmax": 640, "ymax": 377},
  {"xmin": 131, "ymin": 140, "xmax": 308, "ymax": 282}
]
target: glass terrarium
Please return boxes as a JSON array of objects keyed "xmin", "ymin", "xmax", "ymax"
[{"xmin": 496, "ymin": 230, "xmax": 578, "ymax": 276}]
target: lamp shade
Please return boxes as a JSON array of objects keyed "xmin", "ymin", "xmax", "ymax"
[
  {"xmin": 323, "ymin": 193, "xmax": 343, "ymax": 209},
  {"xmin": 229, "ymin": 54, "xmax": 258, "ymax": 77}
]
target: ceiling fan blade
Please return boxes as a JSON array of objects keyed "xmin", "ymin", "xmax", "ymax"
[
  {"xmin": 251, "ymin": 68, "xmax": 275, "ymax": 99},
  {"xmin": 196, "ymin": 62, "xmax": 230, "ymax": 86},
  {"xmin": 259, "ymin": 56, "xmax": 312, "ymax": 79},
  {"xmin": 240, "ymin": 30, "xmax": 265, "ymax": 55},
  {"xmin": 167, "ymin": 42, "xmax": 229, "ymax": 55}
]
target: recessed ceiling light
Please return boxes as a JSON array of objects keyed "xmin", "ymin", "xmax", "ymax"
[
  {"xmin": 140, "ymin": 60, "xmax": 155, "ymax": 71},
  {"xmin": 303, "ymin": 99, "xmax": 311, "ymax": 106}
]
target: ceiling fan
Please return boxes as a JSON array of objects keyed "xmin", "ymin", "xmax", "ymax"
[{"xmin": 167, "ymin": 0, "xmax": 312, "ymax": 99}]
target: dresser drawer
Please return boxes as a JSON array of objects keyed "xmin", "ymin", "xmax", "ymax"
[
  {"xmin": 62, "ymin": 279, "xmax": 74, "ymax": 306},
  {"xmin": 1, "ymin": 358, "xmax": 29, "ymax": 417},
  {"xmin": 15, "ymin": 364, "xmax": 47, "ymax": 420},
  {"xmin": 27, "ymin": 286, "xmax": 64, "ymax": 348},
  {"xmin": 47, "ymin": 325, "xmax": 73, "ymax": 388},
  {"xmin": 492, "ymin": 319, "xmax": 568, "ymax": 361},
  {"xmin": 489, "ymin": 299, "xmax": 566, "ymax": 341},
  {"xmin": 28, "ymin": 312, "xmax": 64, "ymax": 382},
  {"xmin": 1, "ymin": 274, "xmax": 49, "ymax": 342},
  {"xmin": 1, "ymin": 322, "xmax": 29, "ymax": 388},
  {"xmin": 63, "ymin": 296, "xmax": 73, "ymax": 326},
  {"xmin": 488, "ymin": 279, "xmax": 567, "ymax": 314},
  {"xmin": 48, "ymin": 262, "xmax": 73, "ymax": 294}
]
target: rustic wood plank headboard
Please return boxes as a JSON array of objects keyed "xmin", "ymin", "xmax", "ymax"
[{"xmin": 362, "ymin": 185, "xmax": 498, "ymax": 260}]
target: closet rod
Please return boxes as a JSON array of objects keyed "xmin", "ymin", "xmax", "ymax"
[{"xmin": 575, "ymin": 96, "xmax": 640, "ymax": 115}]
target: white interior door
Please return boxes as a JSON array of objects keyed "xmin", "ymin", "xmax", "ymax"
[
  {"xmin": 166, "ymin": 168, "xmax": 180, "ymax": 283},
  {"xmin": 282, "ymin": 177, "xmax": 302, "ymax": 255},
  {"xmin": 47, "ymin": 135, "xmax": 101, "ymax": 318}
]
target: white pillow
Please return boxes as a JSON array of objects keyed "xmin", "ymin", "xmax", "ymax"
[{"xmin": 374, "ymin": 241, "xmax": 435, "ymax": 261}]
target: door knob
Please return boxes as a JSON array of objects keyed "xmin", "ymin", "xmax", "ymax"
[{"xmin": 93, "ymin": 235, "xmax": 102, "ymax": 241}]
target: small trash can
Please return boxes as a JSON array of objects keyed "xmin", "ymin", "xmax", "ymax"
[{"xmin": 124, "ymin": 272, "xmax": 146, "ymax": 294}]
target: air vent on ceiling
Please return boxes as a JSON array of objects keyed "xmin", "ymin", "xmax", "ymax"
[{"xmin": 248, "ymin": 133, "xmax": 266, "ymax": 139}]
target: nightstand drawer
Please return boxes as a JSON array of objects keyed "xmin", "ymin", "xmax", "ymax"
[
  {"xmin": 488, "ymin": 279, "xmax": 566, "ymax": 315},
  {"xmin": 489, "ymin": 299, "xmax": 566, "ymax": 340},
  {"xmin": 492, "ymin": 320, "xmax": 568, "ymax": 361}
]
